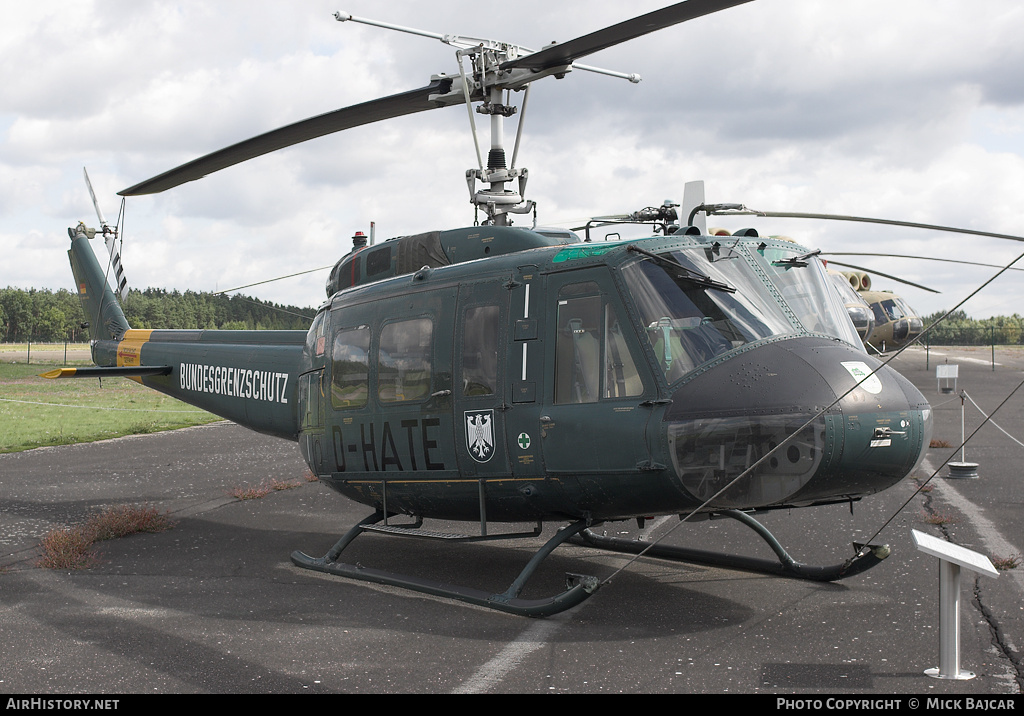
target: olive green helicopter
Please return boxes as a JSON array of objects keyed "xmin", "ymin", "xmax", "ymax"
[
  {"xmin": 54, "ymin": 0, "xmax": 943, "ymax": 617},
  {"xmin": 828, "ymin": 268, "xmax": 929, "ymax": 352}
]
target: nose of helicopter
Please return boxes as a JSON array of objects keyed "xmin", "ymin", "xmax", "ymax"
[{"xmin": 662, "ymin": 336, "xmax": 932, "ymax": 509}]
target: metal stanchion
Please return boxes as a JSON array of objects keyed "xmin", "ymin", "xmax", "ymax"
[
  {"xmin": 912, "ymin": 530, "xmax": 998, "ymax": 680},
  {"xmin": 947, "ymin": 390, "xmax": 979, "ymax": 479}
]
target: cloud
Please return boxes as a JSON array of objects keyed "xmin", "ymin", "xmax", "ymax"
[{"xmin": 2, "ymin": 0, "xmax": 1023, "ymax": 322}]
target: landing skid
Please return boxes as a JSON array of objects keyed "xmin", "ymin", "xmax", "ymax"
[
  {"xmin": 290, "ymin": 513, "xmax": 601, "ymax": 617},
  {"xmin": 576, "ymin": 508, "xmax": 890, "ymax": 582}
]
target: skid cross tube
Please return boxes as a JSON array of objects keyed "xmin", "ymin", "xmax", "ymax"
[
  {"xmin": 291, "ymin": 514, "xmax": 600, "ymax": 617},
  {"xmin": 578, "ymin": 509, "xmax": 889, "ymax": 582}
]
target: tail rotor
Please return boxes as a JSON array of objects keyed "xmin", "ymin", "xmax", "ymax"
[{"xmin": 83, "ymin": 167, "xmax": 129, "ymax": 302}]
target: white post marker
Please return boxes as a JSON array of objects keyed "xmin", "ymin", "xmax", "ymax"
[
  {"xmin": 936, "ymin": 363, "xmax": 958, "ymax": 394},
  {"xmin": 912, "ymin": 529, "xmax": 999, "ymax": 680},
  {"xmin": 947, "ymin": 389, "xmax": 979, "ymax": 479}
]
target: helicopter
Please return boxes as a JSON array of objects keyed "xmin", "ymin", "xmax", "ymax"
[
  {"xmin": 826, "ymin": 267, "xmax": 929, "ymax": 352},
  {"xmin": 826, "ymin": 269, "xmax": 876, "ymax": 345},
  {"xmin": 859, "ymin": 288, "xmax": 925, "ymax": 352},
  {"xmin": 52, "ymin": 0, "xmax": 936, "ymax": 617}
]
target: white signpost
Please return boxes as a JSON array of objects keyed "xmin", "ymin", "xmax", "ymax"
[
  {"xmin": 912, "ymin": 530, "xmax": 999, "ymax": 680},
  {"xmin": 936, "ymin": 363, "xmax": 958, "ymax": 393}
]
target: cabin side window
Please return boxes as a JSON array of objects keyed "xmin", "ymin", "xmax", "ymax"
[
  {"xmin": 303, "ymin": 309, "xmax": 329, "ymax": 367},
  {"xmin": 554, "ymin": 282, "xmax": 643, "ymax": 404},
  {"xmin": 378, "ymin": 317, "xmax": 433, "ymax": 403},
  {"xmin": 298, "ymin": 372, "xmax": 322, "ymax": 431},
  {"xmin": 461, "ymin": 305, "xmax": 498, "ymax": 396},
  {"xmin": 604, "ymin": 304, "xmax": 643, "ymax": 399},
  {"xmin": 331, "ymin": 326, "xmax": 370, "ymax": 410},
  {"xmin": 365, "ymin": 246, "xmax": 392, "ymax": 277}
]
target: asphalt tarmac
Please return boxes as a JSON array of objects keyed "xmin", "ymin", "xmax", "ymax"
[{"xmin": 1, "ymin": 345, "xmax": 1022, "ymax": 696}]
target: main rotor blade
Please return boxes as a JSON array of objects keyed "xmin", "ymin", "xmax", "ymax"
[
  {"xmin": 501, "ymin": 0, "xmax": 754, "ymax": 73},
  {"xmin": 743, "ymin": 210, "xmax": 1024, "ymax": 244},
  {"xmin": 824, "ymin": 260, "xmax": 940, "ymax": 294},
  {"xmin": 824, "ymin": 252, "xmax": 1024, "ymax": 273},
  {"xmin": 119, "ymin": 78, "xmax": 454, "ymax": 196}
]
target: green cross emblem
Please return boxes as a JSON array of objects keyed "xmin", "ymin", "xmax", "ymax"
[{"xmin": 517, "ymin": 432, "xmax": 531, "ymax": 450}]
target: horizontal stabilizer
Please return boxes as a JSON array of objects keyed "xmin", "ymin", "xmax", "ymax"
[{"xmin": 40, "ymin": 365, "xmax": 173, "ymax": 379}]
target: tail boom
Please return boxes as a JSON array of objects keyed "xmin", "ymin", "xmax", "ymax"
[
  {"xmin": 93, "ymin": 328, "xmax": 306, "ymax": 441},
  {"xmin": 66, "ymin": 223, "xmax": 306, "ymax": 440}
]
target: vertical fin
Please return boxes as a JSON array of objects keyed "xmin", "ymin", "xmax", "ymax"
[{"xmin": 68, "ymin": 224, "xmax": 131, "ymax": 342}]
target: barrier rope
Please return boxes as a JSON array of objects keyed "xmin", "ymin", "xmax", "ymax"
[
  {"xmin": 963, "ymin": 390, "xmax": 1024, "ymax": 450},
  {"xmin": 0, "ymin": 396, "xmax": 207, "ymax": 414}
]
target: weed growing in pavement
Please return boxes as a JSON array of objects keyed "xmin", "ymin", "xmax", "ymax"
[
  {"xmin": 228, "ymin": 478, "xmax": 302, "ymax": 500},
  {"xmin": 911, "ymin": 477, "xmax": 934, "ymax": 493},
  {"xmin": 992, "ymin": 554, "xmax": 1021, "ymax": 570},
  {"xmin": 921, "ymin": 510, "xmax": 958, "ymax": 526},
  {"xmin": 36, "ymin": 504, "xmax": 175, "ymax": 569}
]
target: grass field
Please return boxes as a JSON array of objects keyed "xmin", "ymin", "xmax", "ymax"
[
  {"xmin": 0, "ymin": 342, "xmax": 91, "ymax": 366},
  {"xmin": 1, "ymin": 343, "xmax": 220, "ymax": 453}
]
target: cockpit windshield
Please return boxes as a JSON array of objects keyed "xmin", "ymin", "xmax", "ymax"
[
  {"xmin": 621, "ymin": 247, "xmax": 794, "ymax": 383},
  {"xmin": 829, "ymin": 272, "xmax": 865, "ymax": 305},
  {"xmin": 620, "ymin": 239, "xmax": 866, "ymax": 384},
  {"xmin": 883, "ymin": 297, "xmax": 908, "ymax": 321},
  {"xmin": 748, "ymin": 246, "xmax": 863, "ymax": 349}
]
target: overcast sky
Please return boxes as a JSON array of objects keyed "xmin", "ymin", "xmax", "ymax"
[{"xmin": 3, "ymin": 0, "xmax": 1024, "ymax": 320}]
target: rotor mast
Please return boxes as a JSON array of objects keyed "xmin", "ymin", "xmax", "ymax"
[{"xmin": 335, "ymin": 11, "xmax": 640, "ymax": 226}]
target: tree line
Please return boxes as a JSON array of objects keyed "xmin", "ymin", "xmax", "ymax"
[
  {"xmin": 920, "ymin": 310, "xmax": 1024, "ymax": 346},
  {"xmin": 0, "ymin": 286, "xmax": 314, "ymax": 343},
  {"xmin": 3, "ymin": 285, "xmax": 1022, "ymax": 347}
]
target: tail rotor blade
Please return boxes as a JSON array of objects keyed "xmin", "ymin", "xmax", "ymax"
[
  {"xmin": 83, "ymin": 167, "xmax": 108, "ymax": 228},
  {"xmin": 84, "ymin": 167, "xmax": 129, "ymax": 302},
  {"xmin": 104, "ymin": 234, "xmax": 129, "ymax": 302}
]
